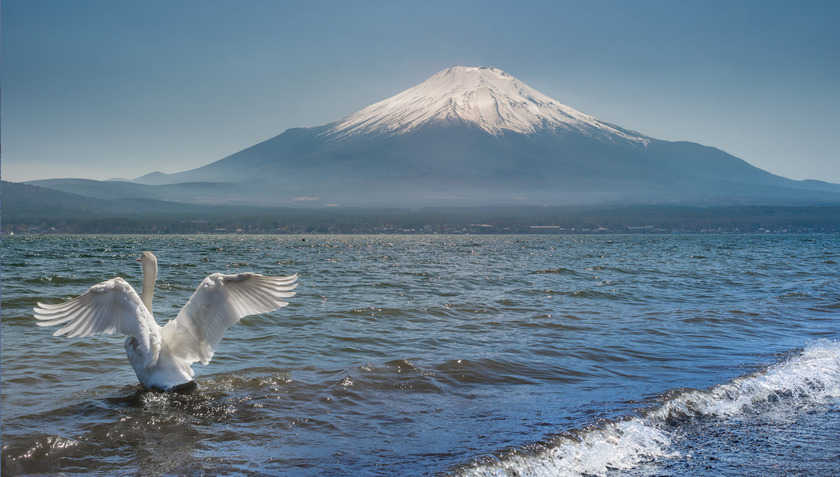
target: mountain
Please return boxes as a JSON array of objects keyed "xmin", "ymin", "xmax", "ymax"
[{"xmin": 32, "ymin": 66, "xmax": 840, "ymax": 207}]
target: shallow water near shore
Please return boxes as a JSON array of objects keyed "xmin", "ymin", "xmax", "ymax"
[{"xmin": 2, "ymin": 234, "xmax": 839, "ymax": 475}]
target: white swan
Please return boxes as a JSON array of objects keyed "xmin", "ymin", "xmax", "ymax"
[{"xmin": 33, "ymin": 251, "xmax": 298, "ymax": 392}]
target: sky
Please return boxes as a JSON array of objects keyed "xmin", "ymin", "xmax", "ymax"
[{"xmin": 3, "ymin": 0, "xmax": 839, "ymax": 183}]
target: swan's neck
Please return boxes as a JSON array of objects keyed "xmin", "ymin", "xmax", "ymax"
[{"xmin": 140, "ymin": 260, "xmax": 157, "ymax": 314}]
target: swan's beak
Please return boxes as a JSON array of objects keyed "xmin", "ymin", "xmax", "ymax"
[{"xmin": 136, "ymin": 257, "xmax": 142, "ymax": 262}]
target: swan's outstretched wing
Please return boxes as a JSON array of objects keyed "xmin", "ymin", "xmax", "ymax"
[
  {"xmin": 33, "ymin": 277, "xmax": 159, "ymax": 341},
  {"xmin": 161, "ymin": 273, "xmax": 298, "ymax": 365}
]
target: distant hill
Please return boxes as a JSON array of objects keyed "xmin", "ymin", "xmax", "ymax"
[
  {"xmin": 4, "ymin": 181, "xmax": 840, "ymax": 235},
  {"xmin": 2, "ymin": 180, "xmax": 264, "ymax": 233},
  {"xmin": 3, "ymin": 181, "xmax": 120, "ymax": 220}
]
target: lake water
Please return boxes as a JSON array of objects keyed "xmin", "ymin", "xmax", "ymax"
[{"xmin": 2, "ymin": 234, "xmax": 839, "ymax": 476}]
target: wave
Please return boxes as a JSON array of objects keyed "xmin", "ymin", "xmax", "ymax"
[
  {"xmin": 532, "ymin": 268, "xmax": 581, "ymax": 276},
  {"xmin": 451, "ymin": 339, "xmax": 840, "ymax": 476}
]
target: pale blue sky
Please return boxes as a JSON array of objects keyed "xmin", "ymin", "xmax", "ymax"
[{"xmin": 3, "ymin": 0, "xmax": 839, "ymax": 183}]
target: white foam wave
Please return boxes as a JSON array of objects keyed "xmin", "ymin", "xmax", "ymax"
[
  {"xmin": 458, "ymin": 420, "xmax": 675, "ymax": 477},
  {"xmin": 654, "ymin": 339, "xmax": 840, "ymax": 422},
  {"xmin": 455, "ymin": 339, "xmax": 840, "ymax": 477}
]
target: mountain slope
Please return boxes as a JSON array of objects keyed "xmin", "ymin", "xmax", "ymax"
[{"xmin": 36, "ymin": 66, "xmax": 840, "ymax": 207}]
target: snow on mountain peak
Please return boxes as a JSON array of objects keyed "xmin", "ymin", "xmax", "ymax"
[{"xmin": 327, "ymin": 66, "xmax": 648, "ymax": 144}]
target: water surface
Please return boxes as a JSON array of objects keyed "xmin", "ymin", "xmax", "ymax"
[{"xmin": 2, "ymin": 234, "xmax": 839, "ymax": 475}]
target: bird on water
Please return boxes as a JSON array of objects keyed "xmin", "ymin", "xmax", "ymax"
[{"xmin": 34, "ymin": 251, "xmax": 298, "ymax": 392}]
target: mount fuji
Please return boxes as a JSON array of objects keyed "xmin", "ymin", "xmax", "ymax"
[{"xmin": 32, "ymin": 66, "xmax": 840, "ymax": 207}]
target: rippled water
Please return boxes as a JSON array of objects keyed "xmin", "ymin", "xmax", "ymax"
[{"xmin": 2, "ymin": 234, "xmax": 839, "ymax": 476}]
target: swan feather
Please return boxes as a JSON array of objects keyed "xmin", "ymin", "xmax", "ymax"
[{"xmin": 161, "ymin": 272, "xmax": 299, "ymax": 365}]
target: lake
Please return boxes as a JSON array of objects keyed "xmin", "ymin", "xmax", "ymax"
[{"xmin": 2, "ymin": 234, "xmax": 839, "ymax": 475}]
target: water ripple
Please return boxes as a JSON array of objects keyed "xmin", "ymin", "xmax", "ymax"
[{"xmin": 3, "ymin": 234, "xmax": 839, "ymax": 476}]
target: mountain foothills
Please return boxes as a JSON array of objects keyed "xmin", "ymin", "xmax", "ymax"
[
  {"xmin": 5, "ymin": 180, "xmax": 840, "ymax": 235},
  {"xmin": 20, "ymin": 66, "xmax": 840, "ymax": 214}
]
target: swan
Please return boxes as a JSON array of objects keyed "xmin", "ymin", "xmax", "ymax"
[{"xmin": 33, "ymin": 251, "xmax": 298, "ymax": 392}]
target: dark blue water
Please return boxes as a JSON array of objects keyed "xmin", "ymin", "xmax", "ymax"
[{"xmin": 2, "ymin": 234, "xmax": 839, "ymax": 475}]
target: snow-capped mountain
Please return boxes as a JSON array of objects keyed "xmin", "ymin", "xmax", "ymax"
[
  {"xmin": 32, "ymin": 66, "xmax": 840, "ymax": 207},
  {"xmin": 327, "ymin": 66, "xmax": 649, "ymax": 144}
]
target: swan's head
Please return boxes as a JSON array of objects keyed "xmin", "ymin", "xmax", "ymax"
[
  {"xmin": 137, "ymin": 251, "xmax": 158, "ymax": 278},
  {"xmin": 137, "ymin": 251, "xmax": 157, "ymax": 267}
]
